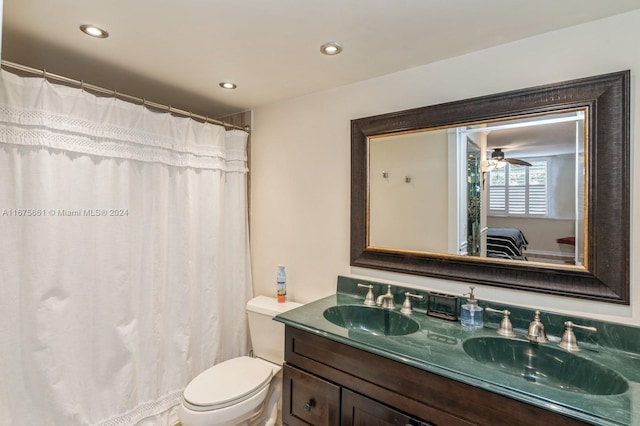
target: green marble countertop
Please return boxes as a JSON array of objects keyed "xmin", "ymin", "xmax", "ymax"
[{"xmin": 275, "ymin": 292, "xmax": 640, "ymax": 425}]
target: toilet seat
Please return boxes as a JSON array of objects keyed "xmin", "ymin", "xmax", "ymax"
[{"xmin": 182, "ymin": 356, "xmax": 274, "ymax": 412}]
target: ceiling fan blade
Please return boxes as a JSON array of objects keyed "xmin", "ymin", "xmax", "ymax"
[{"xmin": 505, "ymin": 158, "xmax": 532, "ymax": 166}]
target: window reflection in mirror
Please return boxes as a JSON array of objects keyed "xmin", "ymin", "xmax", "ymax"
[{"xmin": 368, "ymin": 108, "xmax": 586, "ymax": 269}]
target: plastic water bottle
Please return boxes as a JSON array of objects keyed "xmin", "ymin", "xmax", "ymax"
[{"xmin": 277, "ymin": 265, "xmax": 287, "ymax": 303}]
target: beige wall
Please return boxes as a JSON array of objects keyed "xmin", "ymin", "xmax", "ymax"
[
  {"xmin": 369, "ymin": 131, "xmax": 449, "ymax": 252},
  {"xmin": 251, "ymin": 10, "xmax": 639, "ymax": 324}
]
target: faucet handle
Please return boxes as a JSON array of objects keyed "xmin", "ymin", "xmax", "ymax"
[
  {"xmin": 485, "ymin": 307, "xmax": 516, "ymax": 337},
  {"xmin": 400, "ymin": 292, "xmax": 424, "ymax": 314},
  {"xmin": 357, "ymin": 283, "xmax": 376, "ymax": 306},
  {"xmin": 558, "ymin": 321, "xmax": 597, "ymax": 352}
]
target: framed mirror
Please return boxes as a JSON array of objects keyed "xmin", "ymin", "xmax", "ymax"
[{"xmin": 351, "ymin": 71, "xmax": 630, "ymax": 304}]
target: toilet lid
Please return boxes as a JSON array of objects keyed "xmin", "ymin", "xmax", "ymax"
[{"xmin": 183, "ymin": 356, "xmax": 273, "ymax": 410}]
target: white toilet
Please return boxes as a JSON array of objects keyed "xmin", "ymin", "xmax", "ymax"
[{"xmin": 178, "ymin": 296, "xmax": 302, "ymax": 426}]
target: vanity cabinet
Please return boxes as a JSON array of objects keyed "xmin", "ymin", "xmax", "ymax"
[{"xmin": 282, "ymin": 326, "xmax": 589, "ymax": 426}]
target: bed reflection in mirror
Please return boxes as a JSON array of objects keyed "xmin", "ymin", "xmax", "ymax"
[{"xmin": 368, "ymin": 109, "xmax": 586, "ymax": 268}]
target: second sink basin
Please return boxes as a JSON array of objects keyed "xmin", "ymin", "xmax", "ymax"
[
  {"xmin": 323, "ymin": 305, "xmax": 419, "ymax": 336},
  {"xmin": 463, "ymin": 337, "xmax": 628, "ymax": 396}
]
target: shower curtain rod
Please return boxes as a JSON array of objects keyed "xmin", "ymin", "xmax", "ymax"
[{"xmin": 0, "ymin": 59, "xmax": 249, "ymax": 132}]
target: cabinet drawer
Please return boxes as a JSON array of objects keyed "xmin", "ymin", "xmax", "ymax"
[{"xmin": 283, "ymin": 364, "xmax": 341, "ymax": 426}]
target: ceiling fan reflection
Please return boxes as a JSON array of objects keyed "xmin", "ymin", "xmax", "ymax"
[{"xmin": 481, "ymin": 148, "xmax": 531, "ymax": 172}]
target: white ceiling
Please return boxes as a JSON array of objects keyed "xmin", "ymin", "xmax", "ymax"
[{"xmin": 2, "ymin": 1, "xmax": 640, "ymax": 119}]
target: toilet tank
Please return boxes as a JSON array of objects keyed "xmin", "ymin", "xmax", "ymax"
[{"xmin": 247, "ymin": 296, "xmax": 302, "ymax": 365}]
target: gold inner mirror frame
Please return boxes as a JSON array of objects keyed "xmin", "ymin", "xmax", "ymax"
[{"xmin": 366, "ymin": 108, "xmax": 588, "ymax": 270}]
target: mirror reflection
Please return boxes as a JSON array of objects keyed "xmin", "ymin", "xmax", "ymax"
[{"xmin": 368, "ymin": 109, "xmax": 586, "ymax": 268}]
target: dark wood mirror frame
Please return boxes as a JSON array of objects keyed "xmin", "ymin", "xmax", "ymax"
[{"xmin": 351, "ymin": 71, "xmax": 630, "ymax": 304}]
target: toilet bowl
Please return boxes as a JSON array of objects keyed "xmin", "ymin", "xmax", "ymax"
[
  {"xmin": 178, "ymin": 296, "xmax": 302, "ymax": 426},
  {"xmin": 179, "ymin": 356, "xmax": 278, "ymax": 426}
]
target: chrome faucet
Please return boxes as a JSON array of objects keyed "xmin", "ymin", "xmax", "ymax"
[
  {"xmin": 526, "ymin": 310, "xmax": 549, "ymax": 343},
  {"xmin": 376, "ymin": 285, "xmax": 396, "ymax": 309}
]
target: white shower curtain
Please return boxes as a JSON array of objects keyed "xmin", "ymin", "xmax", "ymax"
[{"xmin": 0, "ymin": 70, "xmax": 253, "ymax": 425}]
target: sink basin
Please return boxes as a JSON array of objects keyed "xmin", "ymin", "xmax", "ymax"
[
  {"xmin": 323, "ymin": 305, "xmax": 419, "ymax": 336},
  {"xmin": 463, "ymin": 337, "xmax": 628, "ymax": 395}
]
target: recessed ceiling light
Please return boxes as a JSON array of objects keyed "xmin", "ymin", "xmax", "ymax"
[
  {"xmin": 320, "ymin": 41, "xmax": 343, "ymax": 55},
  {"xmin": 219, "ymin": 82, "xmax": 237, "ymax": 90},
  {"xmin": 80, "ymin": 24, "xmax": 109, "ymax": 38}
]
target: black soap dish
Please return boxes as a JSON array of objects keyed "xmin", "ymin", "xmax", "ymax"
[{"xmin": 427, "ymin": 292, "xmax": 459, "ymax": 321}]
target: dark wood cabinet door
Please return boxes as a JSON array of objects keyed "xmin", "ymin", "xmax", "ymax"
[
  {"xmin": 282, "ymin": 364, "xmax": 341, "ymax": 426},
  {"xmin": 342, "ymin": 388, "xmax": 435, "ymax": 426}
]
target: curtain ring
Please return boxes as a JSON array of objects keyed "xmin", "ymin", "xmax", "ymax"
[
  {"xmin": 113, "ymin": 89, "xmax": 117, "ymax": 98},
  {"xmin": 42, "ymin": 68, "xmax": 47, "ymax": 79},
  {"xmin": 80, "ymin": 80, "xmax": 84, "ymax": 91}
]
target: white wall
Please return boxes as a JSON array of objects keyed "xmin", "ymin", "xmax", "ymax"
[{"xmin": 251, "ymin": 10, "xmax": 639, "ymax": 324}]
